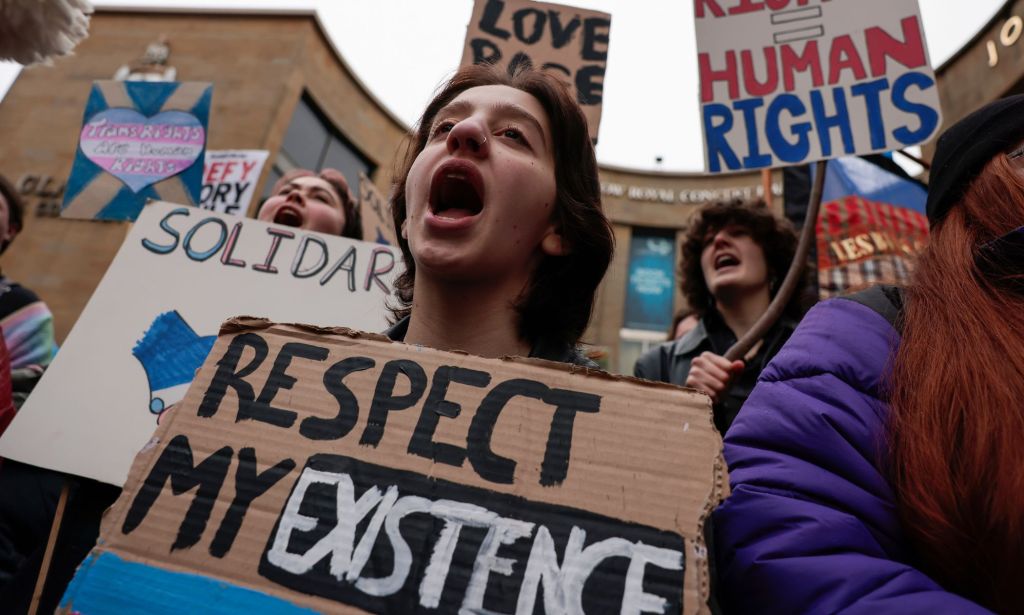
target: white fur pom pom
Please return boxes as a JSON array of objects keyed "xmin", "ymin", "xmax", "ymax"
[{"xmin": 0, "ymin": 0, "xmax": 93, "ymax": 65}]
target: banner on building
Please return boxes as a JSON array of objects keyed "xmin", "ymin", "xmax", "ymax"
[
  {"xmin": 59, "ymin": 320, "xmax": 725, "ymax": 613},
  {"xmin": 462, "ymin": 0, "xmax": 611, "ymax": 142},
  {"xmin": 0, "ymin": 201, "xmax": 402, "ymax": 486},
  {"xmin": 201, "ymin": 150, "xmax": 269, "ymax": 217},
  {"xmin": 785, "ymin": 155, "xmax": 928, "ymax": 298},
  {"xmin": 359, "ymin": 173, "xmax": 397, "ymax": 246},
  {"xmin": 624, "ymin": 231, "xmax": 677, "ymax": 332},
  {"xmin": 694, "ymin": 0, "xmax": 941, "ymax": 172},
  {"xmin": 62, "ymin": 81, "xmax": 213, "ymax": 220}
]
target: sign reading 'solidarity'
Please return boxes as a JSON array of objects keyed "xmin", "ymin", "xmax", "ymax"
[
  {"xmin": 694, "ymin": 0, "xmax": 942, "ymax": 172},
  {"xmin": 60, "ymin": 321, "xmax": 726, "ymax": 614}
]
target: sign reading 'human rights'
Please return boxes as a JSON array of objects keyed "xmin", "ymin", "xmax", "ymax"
[{"xmin": 694, "ymin": 0, "xmax": 942, "ymax": 172}]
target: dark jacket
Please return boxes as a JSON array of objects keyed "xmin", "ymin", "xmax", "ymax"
[
  {"xmin": 633, "ymin": 312, "xmax": 797, "ymax": 433},
  {"xmin": 712, "ymin": 291, "xmax": 991, "ymax": 613},
  {"xmin": 385, "ymin": 316, "xmax": 598, "ymax": 368}
]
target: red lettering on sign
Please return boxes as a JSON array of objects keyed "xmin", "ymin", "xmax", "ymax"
[
  {"xmin": 741, "ymin": 47, "xmax": 779, "ymax": 97},
  {"xmin": 695, "ymin": 0, "xmax": 726, "ymax": 18},
  {"xmin": 866, "ymin": 16, "xmax": 926, "ymax": 77},
  {"xmin": 828, "ymin": 35, "xmax": 867, "ymax": 84},
  {"xmin": 700, "ymin": 51, "xmax": 739, "ymax": 103},
  {"xmin": 781, "ymin": 41, "xmax": 824, "ymax": 92}
]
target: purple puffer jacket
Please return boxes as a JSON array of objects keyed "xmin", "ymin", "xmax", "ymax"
[{"xmin": 712, "ymin": 298, "xmax": 991, "ymax": 614}]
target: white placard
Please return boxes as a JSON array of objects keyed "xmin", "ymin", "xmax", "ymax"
[
  {"xmin": 694, "ymin": 0, "xmax": 942, "ymax": 172},
  {"xmin": 199, "ymin": 150, "xmax": 269, "ymax": 216},
  {"xmin": 0, "ymin": 201, "xmax": 403, "ymax": 485}
]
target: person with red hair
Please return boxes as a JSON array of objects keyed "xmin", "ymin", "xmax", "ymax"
[
  {"xmin": 258, "ymin": 168, "xmax": 363, "ymax": 239},
  {"xmin": 712, "ymin": 97, "xmax": 1024, "ymax": 612}
]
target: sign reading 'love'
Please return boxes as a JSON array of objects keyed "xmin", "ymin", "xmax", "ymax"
[{"xmin": 79, "ymin": 109, "xmax": 206, "ymax": 193}]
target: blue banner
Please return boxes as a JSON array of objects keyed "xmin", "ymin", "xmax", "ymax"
[{"xmin": 624, "ymin": 231, "xmax": 676, "ymax": 331}]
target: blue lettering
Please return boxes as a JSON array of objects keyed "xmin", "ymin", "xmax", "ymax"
[
  {"xmin": 891, "ymin": 71, "xmax": 939, "ymax": 145},
  {"xmin": 810, "ymin": 87, "xmax": 855, "ymax": 157},
  {"xmin": 183, "ymin": 217, "xmax": 228, "ymax": 262},
  {"xmin": 851, "ymin": 78, "xmax": 890, "ymax": 150},
  {"xmin": 733, "ymin": 98, "xmax": 772, "ymax": 169},
  {"xmin": 703, "ymin": 104, "xmax": 741, "ymax": 172},
  {"xmin": 141, "ymin": 207, "xmax": 190, "ymax": 255},
  {"xmin": 765, "ymin": 94, "xmax": 812, "ymax": 164}
]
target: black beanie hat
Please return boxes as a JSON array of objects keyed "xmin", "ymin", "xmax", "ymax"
[{"xmin": 926, "ymin": 94, "xmax": 1024, "ymax": 226}]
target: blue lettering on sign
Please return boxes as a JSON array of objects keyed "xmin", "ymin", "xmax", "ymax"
[{"xmin": 702, "ymin": 70, "xmax": 940, "ymax": 171}]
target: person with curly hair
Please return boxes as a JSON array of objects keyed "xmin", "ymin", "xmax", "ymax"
[{"xmin": 633, "ymin": 199, "xmax": 804, "ymax": 433}]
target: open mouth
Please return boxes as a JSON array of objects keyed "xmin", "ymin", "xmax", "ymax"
[
  {"xmin": 714, "ymin": 253, "xmax": 740, "ymax": 270},
  {"xmin": 273, "ymin": 206, "xmax": 304, "ymax": 228},
  {"xmin": 429, "ymin": 160, "xmax": 485, "ymax": 221}
]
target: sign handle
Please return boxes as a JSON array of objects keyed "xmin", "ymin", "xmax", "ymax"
[
  {"xmin": 725, "ymin": 159, "xmax": 827, "ymax": 361},
  {"xmin": 29, "ymin": 480, "xmax": 70, "ymax": 615},
  {"xmin": 761, "ymin": 169, "xmax": 773, "ymax": 207}
]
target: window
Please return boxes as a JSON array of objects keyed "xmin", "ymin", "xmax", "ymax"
[{"xmin": 264, "ymin": 95, "xmax": 375, "ymax": 199}]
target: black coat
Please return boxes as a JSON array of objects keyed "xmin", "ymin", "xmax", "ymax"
[{"xmin": 633, "ymin": 313, "xmax": 797, "ymax": 434}]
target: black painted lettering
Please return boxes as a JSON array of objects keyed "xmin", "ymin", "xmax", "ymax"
[
  {"xmin": 408, "ymin": 366, "xmax": 492, "ymax": 466},
  {"xmin": 240, "ymin": 342, "xmax": 330, "ymax": 428},
  {"xmin": 581, "ymin": 17, "xmax": 610, "ymax": 61},
  {"xmin": 478, "ymin": 0, "xmax": 510, "ymax": 39},
  {"xmin": 122, "ymin": 434, "xmax": 232, "ymax": 551},
  {"xmin": 198, "ymin": 333, "xmax": 268, "ymax": 419},
  {"xmin": 467, "ymin": 379, "xmax": 549, "ymax": 484},
  {"xmin": 508, "ymin": 51, "xmax": 534, "ymax": 75},
  {"xmin": 209, "ymin": 447, "xmax": 295, "ymax": 558},
  {"xmin": 300, "ymin": 356, "xmax": 376, "ymax": 440},
  {"xmin": 471, "ymin": 38, "xmax": 502, "ymax": 65},
  {"xmin": 539, "ymin": 388, "xmax": 601, "ymax": 486},
  {"xmin": 513, "ymin": 8, "xmax": 546, "ymax": 44},
  {"xmin": 575, "ymin": 64, "xmax": 605, "ymax": 105},
  {"xmin": 359, "ymin": 360, "xmax": 428, "ymax": 447},
  {"xmin": 548, "ymin": 11, "xmax": 581, "ymax": 48}
]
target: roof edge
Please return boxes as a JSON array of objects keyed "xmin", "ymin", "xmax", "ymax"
[{"xmin": 93, "ymin": 5, "xmax": 412, "ymax": 133}]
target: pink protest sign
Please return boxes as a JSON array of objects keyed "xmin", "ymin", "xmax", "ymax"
[{"xmin": 79, "ymin": 109, "xmax": 205, "ymax": 192}]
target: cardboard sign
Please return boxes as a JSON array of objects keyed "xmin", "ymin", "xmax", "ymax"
[
  {"xmin": 461, "ymin": 0, "xmax": 611, "ymax": 142},
  {"xmin": 694, "ymin": 0, "xmax": 942, "ymax": 172},
  {"xmin": 59, "ymin": 320, "xmax": 725, "ymax": 614},
  {"xmin": 62, "ymin": 81, "xmax": 213, "ymax": 220},
  {"xmin": 359, "ymin": 173, "xmax": 397, "ymax": 246},
  {"xmin": 201, "ymin": 150, "xmax": 270, "ymax": 217},
  {"xmin": 0, "ymin": 201, "xmax": 402, "ymax": 486}
]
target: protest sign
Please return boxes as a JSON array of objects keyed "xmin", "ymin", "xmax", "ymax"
[
  {"xmin": 59, "ymin": 319, "xmax": 725, "ymax": 614},
  {"xmin": 359, "ymin": 173, "xmax": 397, "ymax": 246},
  {"xmin": 462, "ymin": 0, "xmax": 611, "ymax": 141},
  {"xmin": 0, "ymin": 201, "xmax": 401, "ymax": 486},
  {"xmin": 694, "ymin": 0, "xmax": 942, "ymax": 172},
  {"xmin": 61, "ymin": 81, "xmax": 213, "ymax": 220},
  {"xmin": 201, "ymin": 150, "xmax": 269, "ymax": 217}
]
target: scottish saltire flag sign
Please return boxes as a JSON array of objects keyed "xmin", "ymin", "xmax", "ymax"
[{"xmin": 61, "ymin": 81, "xmax": 212, "ymax": 220}]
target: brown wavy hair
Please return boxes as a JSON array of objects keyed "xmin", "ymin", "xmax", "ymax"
[
  {"xmin": 888, "ymin": 154, "xmax": 1024, "ymax": 612},
  {"xmin": 679, "ymin": 199, "xmax": 805, "ymax": 319},
  {"xmin": 388, "ymin": 64, "xmax": 614, "ymax": 349}
]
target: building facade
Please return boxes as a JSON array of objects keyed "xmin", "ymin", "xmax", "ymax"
[{"xmin": 0, "ymin": 8, "xmax": 783, "ymax": 373}]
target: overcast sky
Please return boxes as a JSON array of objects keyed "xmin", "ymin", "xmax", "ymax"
[{"xmin": 0, "ymin": 0, "xmax": 1007, "ymax": 172}]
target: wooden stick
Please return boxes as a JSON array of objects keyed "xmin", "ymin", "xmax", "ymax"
[
  {"xmin": 725, "ymin": 159, "xmax": 828, "ymax": 361},
  {"xmin": 761, "ymin": 168, "xmax": 773, "ymax": 206},
  {"xmin": 29, "ymin": 480, "xmax": 70, "ymax": 615}
]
